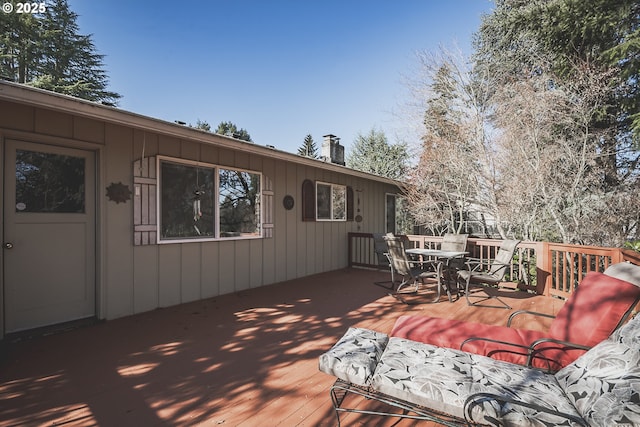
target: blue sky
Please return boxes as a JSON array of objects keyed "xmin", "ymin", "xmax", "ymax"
[{"xmin": 68, "ymin": 0, "xmax": 494, "ymax": 154}]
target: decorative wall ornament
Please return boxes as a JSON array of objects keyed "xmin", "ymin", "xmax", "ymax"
[
  {"xmin": 106, "ymin": 182, "xmax": 132, "ymax": 204},
  {"xmin": 283, "ymin": 195, "xmax": 295, "ymax": 210}
]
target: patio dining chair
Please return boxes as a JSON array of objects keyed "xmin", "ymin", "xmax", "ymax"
[
  {"xmin": 458, "ymin": 239, "xmax": 521, "ymax": 309},
  {"xmin": 440, "ymin": 233, "xmax": 468, "ymax": 252},
  {"xmin": 383, "ymin": 235, "xmax": 444, "ymax": 304},
  {"xmin": 372, "ymin": 233, "xmax": 395, "ymax": 289},
  {"xmin": 439, "ymin": 233, "xmax": 469, "ymax": 291}
]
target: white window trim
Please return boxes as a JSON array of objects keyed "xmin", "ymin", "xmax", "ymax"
[
  {"xmin": 315, "ymin": 181, "xmax": 347, "ymax": 222},
  {"xmin": 156, "ymin": 156, "xmax": 263, "ymax": 243}
]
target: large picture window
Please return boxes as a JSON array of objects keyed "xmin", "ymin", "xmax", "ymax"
[
  {"xmin": 316, "ymin": 182, "xmax": 346, "ymax": 221},
  {"xmin": 159, "ymin": 158, "xmax": 261, "ymax": 241}
]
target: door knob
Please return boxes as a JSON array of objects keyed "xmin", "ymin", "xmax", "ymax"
[{"xmin": 3, "ymin": 242, "xmax": 13, "ymax": 249}]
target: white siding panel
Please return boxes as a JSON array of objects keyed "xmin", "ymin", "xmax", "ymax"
[
  {"xmin": 234, "ymin": 242, "xmax": 251, "ymax": 291},
  {"xmin": 274, "ymin": 161, "xmax": 288, "ymax": 283},
  {"xmin": 218, "ymin": 241, "xmax": 235, "ymax": 295},
  {"xmin": 249, "ymin": 239, "xmax": 263, "ymax": 288},
  {"xmin": 158, "ymin": 245, "xmax": 181, "ymax": 307},
  {"xmin": 104, "ymin": 124, "xmax": 135, "ymax": 319},
  {"xmin": 181, "ymin": 244, "xmax": 202, "ymax": 302},
  {"xmin": 201, "ymin": 243, "xmax": 220, "ymax": 298},
  {"xmin": 285, "ymin": 162, "xmax": 297, "ymax": 280},
  {"xmin": 133, "ymin": 246, "xmax": 159, "ymax": 313}
]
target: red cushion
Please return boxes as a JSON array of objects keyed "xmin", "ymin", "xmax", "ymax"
[
  {"xmin": 390, "ymin": 315, "xmax": 547, "ymax": 366},
  {"xmin": 549, "ymin": 271, "xmax": 640, "ymax": 347}
]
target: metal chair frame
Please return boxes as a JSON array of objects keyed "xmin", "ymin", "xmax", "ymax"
[
  {"xmin": 384, "ymin": 235, "xmax": 444, "ymax": 303},
  {"xmin": 458, "ymin": 239, "xmax": 521, "ymax": 309}
]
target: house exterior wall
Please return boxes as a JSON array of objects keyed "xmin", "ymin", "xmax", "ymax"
[{"xmin": 0, "ymin": 96, "xmax": 399, "ymax": 331}]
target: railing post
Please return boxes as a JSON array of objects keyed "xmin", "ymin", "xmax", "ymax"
[
  {"xmin": 612, "ymin": 248, "xmax": 623, "ymax": 264},
  {"xmin": 536, "ymin": 241, "xmax": 551, "ymax": 296}
]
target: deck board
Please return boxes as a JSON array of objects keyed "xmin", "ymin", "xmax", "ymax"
[{"xmin": 0, "ymin": 268, "xmax": 560, "ymax": 427}]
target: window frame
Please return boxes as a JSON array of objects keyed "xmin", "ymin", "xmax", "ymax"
[
  {"xmin": 157, "ymin": 156, "xmax": 263, "ymax": 243},
  {"xmin": 315, "ymin": 181, "xmax": 347, "ymax": 222},
  {"xmin": 386, "ymin": 192, "xmax": 411, "ymax": 235}
]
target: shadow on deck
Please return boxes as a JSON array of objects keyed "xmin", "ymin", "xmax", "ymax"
[{"xmin": 0, "ymin": 268, "xmax": 563, "ymax": 427}]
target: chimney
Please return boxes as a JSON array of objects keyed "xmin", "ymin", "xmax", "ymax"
[{"xmin": 321, "ymin": 134, "xmax": 345, "ymax": 166}]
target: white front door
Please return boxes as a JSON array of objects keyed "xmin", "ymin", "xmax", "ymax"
[{"xmin": 3, "ymin": 140, "xmax": 96, "ymax": 333}]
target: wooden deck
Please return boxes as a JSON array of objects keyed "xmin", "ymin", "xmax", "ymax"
[{"xmin": 0, "ymin": 268, "xmax": 562, "ymax": 427}]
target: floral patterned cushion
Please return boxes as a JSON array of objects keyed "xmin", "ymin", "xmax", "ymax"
[
  {"xmin": 371, "ymin": 337, "xmax": 584, "ymax": 426},
  {"xmin": 318, "ymin": 327, "xmax": 388, "ymax": 386},
  {"xmin": 555, "ymin": 315, "xmax": 640, "ymax": 427}
]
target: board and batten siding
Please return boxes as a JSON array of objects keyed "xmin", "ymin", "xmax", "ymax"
[{"xmin": 0, "ymin": 97, "xmax": 399, "ymax": 325}]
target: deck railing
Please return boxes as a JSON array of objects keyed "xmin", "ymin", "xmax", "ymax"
[{"xmin": 348, "ymin": 232, "xmax": 638, "ymax": 298}]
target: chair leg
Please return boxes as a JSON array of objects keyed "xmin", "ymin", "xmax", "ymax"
[
  {"xmin": 464, "ymin": 279, "xmax": 512, "ymax": 309},
  {"xmin": 374, "ymin": 267, "xmax": 396, "ymax": 290},
  {"xmin": 392, "ymin": 276, "xmax": 442, "ymax": 305}
]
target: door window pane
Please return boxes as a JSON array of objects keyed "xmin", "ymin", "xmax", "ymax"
[
  {"xmin": 161, "ymin": 161, "xmax": 215, "ymax": 239},
  {"xmin": 15, "ymin": 149, "xmax": 85, "ymax": 213},
  {"xmin": 219, "ymin": 169, "xmax": 261, "ymax": 237}
]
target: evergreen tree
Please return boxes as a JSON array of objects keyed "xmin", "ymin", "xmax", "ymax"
[
  {"xmin": 194, "ymin": 119, "xmax": 211, "ymax": 131},
  {"xmin": 32, "ymin": 0, "xmax": 120, "ymax": 104},
  {"xmin": 346, "ymin": 129, "xmax": 408, "ymax": 180},
  {"xmin": 0, "ymin": 0, "xmax": 120, "ymax": 104},
  {"xmin": 297, "ymin": 134, "xmax": 318, "ymax": 158},
  {"xmin": 215, "ymin": 121, "xmax": 252, "ymax": 142},
  {"xmin": 0, "ymin": 8, "xmax": 40, "ymax": 83}
]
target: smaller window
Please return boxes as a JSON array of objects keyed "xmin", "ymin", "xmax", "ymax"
[{"xmin": 316, "ymin": 182, "xmax": 346, "ymax": 221}]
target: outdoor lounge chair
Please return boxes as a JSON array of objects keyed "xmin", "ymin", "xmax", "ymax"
[
  {"xmin": 458, "ymin": 239, "xmax": 521, "ymax": 309},
  {"xmin": 319, "ymin": 312, "xmax": 640, "ymax": 426},
  {"xmin": 383, "ymin": 234, "xmax": 444, "ymax": 303},
  {"xmin": 390, "ymin": 262, "xmax": 640, "ymax": 371}
]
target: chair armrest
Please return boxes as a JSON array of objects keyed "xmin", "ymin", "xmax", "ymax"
[
  {"xmin": 461, "ymin": 336, "xmax": 592, "ymax": 370},
  {"xmin": 464, "ymin": 257, "xmax": 487, "ymax": 272},
  {"xmin": 507, "ymin": 310, "xmax": 556, "ymax": 327},
  {"xmin": 528, "ymin": 337, "xmax": 591, "ymax": 354},
  {"xmin": 525, "ymin": 338, "xmax": 591, "ymax": 371},
  {"xmin": 460, "ymin": 336, "xmax": 531, "ymax": 352},
  {"xmin": 464, "ymin": 393, "xmax": 589, "ymax": 427}
]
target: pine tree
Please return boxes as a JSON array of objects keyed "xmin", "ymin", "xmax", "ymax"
[
  {"xmin": 297, "ymin": 134, "xmax": 318, "ymax": 158},
  {"xmin": 0, "ymin": 9, "xmax": 40, "ymax": 83},
  {"xmin": 215, "ymin": 121, "xmax": 252, "ymax": 142},
  {"xmin": 31, "ymin": 0, "xmax": 120, "ymax": 104},
  {"xmin": 194, "ymin": 119, "xmax": 211, "ymax": 131},
  {"xmin": 346, "ymin": 129, "xmax": 408, "ymax": 180},
  {"xmin": 0, "ymin": 0, "xmax": 120, "ymax": 104}
]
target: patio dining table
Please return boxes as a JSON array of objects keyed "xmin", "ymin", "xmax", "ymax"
[
  {"xmin": 405, "ymin": 248, "xmax": 468, "ymax": 259},
  {"xmin": 405, "ymin": 248, "xmax": 468, "ymax": 301}
]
